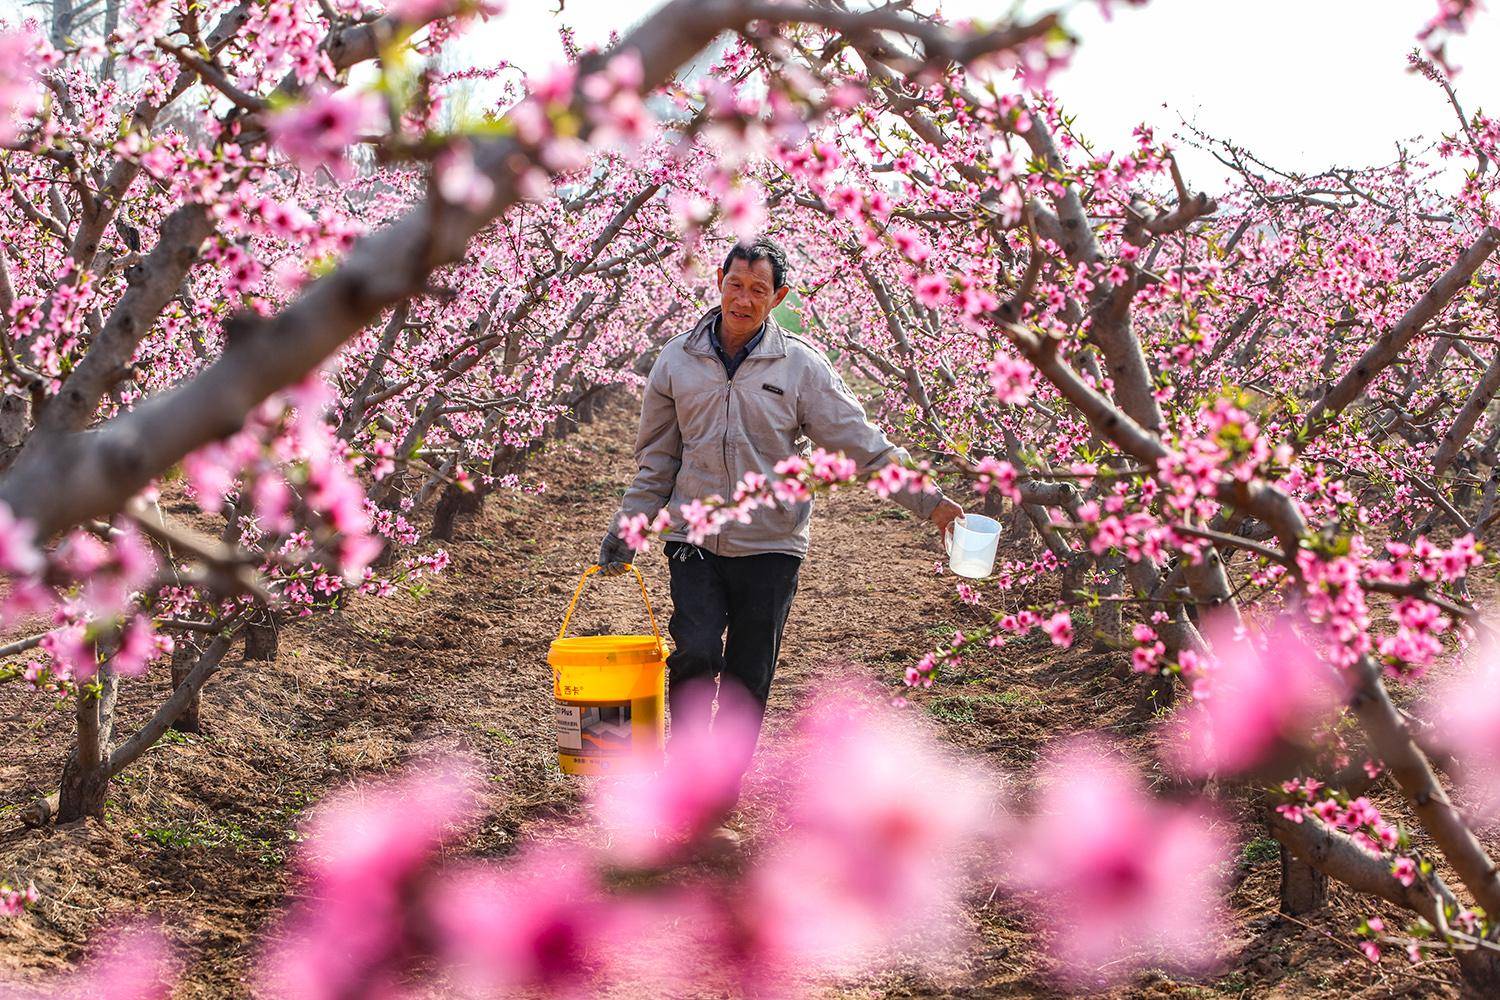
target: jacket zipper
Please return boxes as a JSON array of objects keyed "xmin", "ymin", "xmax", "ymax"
[
  {"xmin": 720, "ymin": 373, "xmax": 731, "ymax": 557},
  {"xmin": 707, "ymin": 326, "xmax": 769, "ymax": 556}
]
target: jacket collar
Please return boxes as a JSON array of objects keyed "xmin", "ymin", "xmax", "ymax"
[{"xmin": 683, "ymin": 307, "xmax": 788, "ymax": 360}]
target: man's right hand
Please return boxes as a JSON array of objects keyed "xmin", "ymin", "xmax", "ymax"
[{"xmin": 598, "ymin": 532, "xmax": 633, "ymax": 577}]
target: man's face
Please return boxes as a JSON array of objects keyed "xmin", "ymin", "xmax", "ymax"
[{"xmin": 717, "ymin": 257, "xmax": 789, "ymax": 340}]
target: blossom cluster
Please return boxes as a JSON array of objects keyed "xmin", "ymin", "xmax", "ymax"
[
  {"xmin": 904, "ymin": 608, "xmax": 1073, "ymax": 689},
  {"xmin": 1275, "ymin": 781, "xmax": 1402, "ymax": 856},
  {"xmin": 253, "ymin": 689, "xmax": 1003, "ymax": 996},
  {"xmin": 0, "ymin": 881, "xmax": 38, "ymax": 917},
  {"xmin": 616, "ymin": 449, "xmax": 934, "ymax": 556}
]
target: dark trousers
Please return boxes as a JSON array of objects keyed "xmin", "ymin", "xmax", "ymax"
[{"xmin": 662, "ymin": 541, "xmax": 801, "ymax": 762}]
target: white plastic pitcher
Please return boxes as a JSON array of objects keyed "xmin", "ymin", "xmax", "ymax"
[{"xmin": 945, "ymin": 513, "xmax": 1000, "ymax": 579}]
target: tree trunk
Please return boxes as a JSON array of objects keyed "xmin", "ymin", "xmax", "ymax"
[
  {"xmin": 0, "ymin": 389, "xmax": 30, "ymax": 475},
  {"xmin": 1432, "ymin": 349, "xmax": 1500, "ymax": 475},
  {"xmin": 170, "ymin": 643, "xmax": 202, "ymax": 733},
  {"xmin": 56, "ymin": 751, "xmax": 109, "ymax": 823},
  {"xmin": 245, "ymin": 614, "xmax": 280, "ymax": 662},
  {"xmin": 1472, "ymin": 467, "xmax": 1500, "ymax": 536},
  {"xmin": 1059, "ymin": 554, "xmax": 1084, "ymax": 604},
  {"xmin": 1479, "ymin": 418, "xmax": 1500, "ymax": 467},
  {"xmin": 57, "ymin": 665, "xmax": 119, "ymax": 822},
  {"xmin": 1092, "ymin": 563, "xmax": 1124, "ymax": 652},
  {"xmin": 50, "ymin": 0, "xmax": 72, "ymax": 49},
  {"xmin": 100, "ymin": 0, "xmax": 120, "ymax": 80},
  {"xmin": 1458, "ymin": 947, "xmax": 1500, "ymax": 997},
  {"xmin": 576, "ymin": 391, "xmax": 597, "ymax": 425},
  {"xmin": 980, "ymin": 489, "xmax": 1003, "ymax": 520},
  {"xmin": 1277, "ymin": 844, "xmax": 1329, "ymax": 915},
  {"xmin": 489, "ymin": 443, "xmax": 523, "ymax": 479},
  {"xmin": 1140, "ymin": 670, "xmax": 1175, "ymax": 714},
  {"xmin": 431, "ymin": 481, "xmax": 484, "ymax": 540}
]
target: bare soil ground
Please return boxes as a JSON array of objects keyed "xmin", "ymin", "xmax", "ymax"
[{"xmin": 0, "ymin": 394, "xmax": 1471, "ymax": 997}]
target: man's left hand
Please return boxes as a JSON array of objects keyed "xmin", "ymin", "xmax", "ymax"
[{"xmin": 930, "ymin": 498, "xmax": 963, "ymax": 540}]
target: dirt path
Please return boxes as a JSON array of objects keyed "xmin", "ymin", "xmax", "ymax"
[{"xmin": 0, "ymin": 394, "xmax": 1460, "ymax": 998}]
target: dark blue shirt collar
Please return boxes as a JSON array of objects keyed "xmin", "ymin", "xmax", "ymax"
[{"xmin": 709, "ymin": 313, "xmax": 764, "ymax": 380}]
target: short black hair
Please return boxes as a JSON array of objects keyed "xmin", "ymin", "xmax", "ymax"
[{"xmin": 722, "ymin": 237, "xmax": 789, "ymax": 291}]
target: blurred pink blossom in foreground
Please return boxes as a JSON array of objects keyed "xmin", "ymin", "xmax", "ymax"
[
  {"xmin": 737, "ymin": 688, "xmax": 996, "ymax": 981},
  {"xmin": 265, "ymin": 87, "xmax": 381, "ymax": 179},
  {"xmin": 247, "ymin": 686, "xmax": 1004, "ymax": 996},
  {"xmin": 0, "ymin": 684, "xmax": 1247, "ymax": 996},
  {"xmin": 257, "ymin": 758, "xmax": 481, "ymax": 999},
  {"xmin": 1423, "ymin": 637, "xmax": 1500, "ymax": 822},
  {"xmin": 429, "ymin": 847, "xmax": 620, "ymax": 998},
  {"xmin": 1006, "ymin": 737, "xmax": 1231, "ymax": 984},
  {"xmin": 0, "ymin": 690, "xmax": 1251, "ymax": 997},
  {"xmin": 590, "ymin": 676, "xmax": 758, "ymax": 865},
  {"xmin": 0, "ymin": 926, "xmax": 175, "ymax": 1000},
  {"xmin": 0, "ymin": 27, "xmax": 43, "ymax": 147},
  {"xmin": 1165, "ymin": 613, "xmax": 1345, "ymax": 776}
]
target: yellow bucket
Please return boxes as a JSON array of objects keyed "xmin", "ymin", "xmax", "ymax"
[{"xmin": 549, "ymin": 564, "xmax": 667, "ymax": 776}]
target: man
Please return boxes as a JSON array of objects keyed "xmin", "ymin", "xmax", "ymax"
[{"xmin": 598, "ymin": 237, "xmax": 963, "ymax": 781}]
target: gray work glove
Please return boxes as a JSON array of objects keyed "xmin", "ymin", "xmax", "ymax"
[{"xmin": 598, "ymin": 532, "xmax": 633, "ymax": 577}]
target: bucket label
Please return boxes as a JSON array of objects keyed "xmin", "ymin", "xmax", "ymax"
[
  {"xmin": 556, "ymin": 700, "xmax": 634, "ymax": 757},
  {"xmin": 556, "ymin": 704, "xmax": 582, "ymax": 751}
]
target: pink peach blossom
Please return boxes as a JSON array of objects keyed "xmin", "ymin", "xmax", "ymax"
[
  {"xmin": 1424, "ymin": 637, "xmax": 1500, "ymax": 821},
  {"xmin": 258, "ymin": 758, "xmax": 479, "ymax": 999},
  {"xmin": 0, "ymin": 27, "xmax": 42, "ymax": 146},
  {"xmin": 1165, "ymin": 613, "xmax": 1345, "ymax": 776},
  {"xmin": 1006, "ymin": 737, "xmax": 1230, "ymax": 983},
  {"xmin": 743, "ymin": 688, "xmax": 994, "ymax": 975},
  {"xmin": 589, "ymin": 677, "xmax": 758, "ymax": 865},
  {"xmin": 0, "ymin": 924, "xmax": 177, "ymax": 999},
  {"xmin": 265, "ymin": 87, "xmax": 380, "ymax": 180},
  {"xmin": 0, "ymin": 501, "xmax": 42, "ymax": 577},
  {"xmin": 428, "ymin": 847, "xmax": 615, "ymax": 999}
]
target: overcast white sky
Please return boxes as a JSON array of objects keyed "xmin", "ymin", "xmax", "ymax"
[{"xmin": 459, "ymin": 0, "xmax": 1499, "ymax": 190}]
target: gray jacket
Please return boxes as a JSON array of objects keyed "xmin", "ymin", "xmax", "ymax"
[{"xmin": 611, "ymin": 308, "xmax": 945, "ymax": 558}]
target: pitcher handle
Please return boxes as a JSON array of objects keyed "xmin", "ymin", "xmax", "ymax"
[{"xmin": 944, "ymin": 514, "xmax": 964, "ymax": 556}]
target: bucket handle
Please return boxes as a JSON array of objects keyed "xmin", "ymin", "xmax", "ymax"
[{"xmin": 557, "ymin": 564, "xmax": 664, "ymax": 645}]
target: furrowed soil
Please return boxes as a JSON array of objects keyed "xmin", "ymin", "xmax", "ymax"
[{"xmin": 0, "ymin": 394, "xmax": 1469, "ymax": 998}]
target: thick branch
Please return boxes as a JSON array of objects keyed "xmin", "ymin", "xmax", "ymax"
[
  {"xmin": 1301, "ymin": 227, "xmax": 1500, "ymax": 449},
  {"xmin": 1271, "ymin": 812, "xmax": 1452, "ymax": 924},
  {"xmin": 1431, "ymin": 348, "xmax": 1500, "ymax": 475},
  {"xmin": 106, "ymin": 627, "xmax": 236, "ymax": 776},
  {"xmin": 31, "ymin": 205, "xmax": 213, "ymax": 437},
  {"xmin": 336, "ymin": 305, "xmax": 409, "ymax": 439}
]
